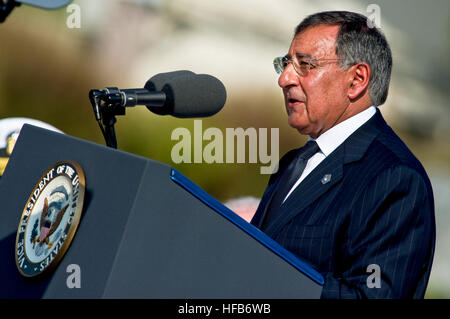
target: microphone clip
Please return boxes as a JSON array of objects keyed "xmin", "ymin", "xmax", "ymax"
[{"xmin": 89, "ymin": 87, "xmax": 126, "ymax": 149}]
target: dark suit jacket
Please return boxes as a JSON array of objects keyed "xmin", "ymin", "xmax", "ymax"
[{"xmin": 251, "ymin": 109, "xmax": 436, "ymax": 298}]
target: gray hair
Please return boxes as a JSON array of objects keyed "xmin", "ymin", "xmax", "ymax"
[{"xmin": 295, "ymin": 11, "xmax": 392, "ymax": 106}]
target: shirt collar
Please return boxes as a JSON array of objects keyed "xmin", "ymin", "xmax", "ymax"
[{"xmin": 309, "ymin": 106, "xmax": 377, "ymax": 156}]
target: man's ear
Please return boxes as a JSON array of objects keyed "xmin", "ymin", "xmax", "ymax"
[{"xmin": 347, "ymin": 63, "xmax": 371, "ymax": 100}]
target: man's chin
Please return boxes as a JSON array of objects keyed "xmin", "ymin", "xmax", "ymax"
[{"xmin": 287, "ymin": 118, "xmax": 309, "ymax": 136}]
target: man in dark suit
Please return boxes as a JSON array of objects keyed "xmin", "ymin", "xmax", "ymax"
[{"xmin": 251, "ymin": 11, "xmax": 435, "ymax": 298}]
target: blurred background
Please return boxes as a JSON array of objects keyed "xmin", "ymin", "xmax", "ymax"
[{"xmin": 0, "ymin": 0, "xmax": 449, "ymax": 297}]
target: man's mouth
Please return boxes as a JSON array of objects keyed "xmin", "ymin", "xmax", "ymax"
[{"xmin": 287, "ymin": 97, "xmax": 304, "ymax": 106}]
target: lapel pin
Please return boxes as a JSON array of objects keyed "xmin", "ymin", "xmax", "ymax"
[{"xmin": 321, "ymin": 174, "xmax": 332, "ymax": 184}]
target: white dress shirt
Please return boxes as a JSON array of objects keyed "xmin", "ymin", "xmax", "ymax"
[{"xmin": 283, "ymin": 106, "xmax": 377, "ymax": 202}]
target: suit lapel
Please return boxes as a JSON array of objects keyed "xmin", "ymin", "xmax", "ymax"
[
  {"xmin": 251, "ymin": 181, "xmax": 278, "ymax": 228},
  {"xmin": 251, "ymin": 149, "xmax": 298, "ymax": 228},
  {"xmin": 263, "ymin": 108, "xmax": 385, "ymax": 238},
  {"xmin": 264, "ymin": 146, "xmax": 344, "ymax": 237}
]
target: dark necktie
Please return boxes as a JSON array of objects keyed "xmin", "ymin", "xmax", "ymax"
[{"xmin": 261, "ymin": 140, "xmax": 320, "ymax": 230}]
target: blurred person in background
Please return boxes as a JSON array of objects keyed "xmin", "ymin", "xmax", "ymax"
[
  {"xmin": 250, "ymin": 11, "xmax": 435, "ymax": 299},
  {"xmin": 0, "ymin": 117, "xmax": 63, "ymax": 178}
]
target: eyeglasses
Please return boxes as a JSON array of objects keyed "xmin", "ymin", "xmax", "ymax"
[{"xmin": 273, "ymin": 55, "xmax": 343, "ymax": 76}]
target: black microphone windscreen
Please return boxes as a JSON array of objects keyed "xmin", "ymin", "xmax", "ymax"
[
  {"xmin": 145, "ymin": 70, "xmax": 196, "ymax": 91},
  {"xmin": 146, "ymin": 73, "xmax": 227, "ymax": 118},
  {"xmin": 145, "ymin": 70, "xmax": 196, "ymax": 115}
]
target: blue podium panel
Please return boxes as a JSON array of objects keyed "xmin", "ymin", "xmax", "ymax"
[{"xmin": 0, "ymin": 125, "xmax": 323, "ymax": 298}]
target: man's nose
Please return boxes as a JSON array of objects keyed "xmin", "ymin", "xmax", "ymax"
[{"xmin": 278, "ymin": 63, "xmax": 299, "ymax": 88}]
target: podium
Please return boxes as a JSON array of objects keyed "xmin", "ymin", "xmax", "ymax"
[{"xmin": 0, "ymin": 125, "xmax": 323, "ymax": 298}]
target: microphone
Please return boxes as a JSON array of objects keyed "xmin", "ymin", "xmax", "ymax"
[
  {"xmin": 99, "ymin": 71, "xmax": 227, "ymax": 118},
  {"xmin": 112, "ymin": 70, "xmax": 196, "ymax": 109},
  {"xmin": 145, "ymin": 70, "xmax": 195, "ymax": 116},
  {"xmin": 107, "ymin": 88, "xmax": 166, "ymax": 108},
  {"xmin": 146, "ymin": 72, "xmax": 227, "ymax": 118},
  {"xmin": 145, "ymin": 70, "xmax": 196, "ymax": 91},
  {"xmin": 89, "ymin": 70, "xmax": 226, "ymax": 148}
]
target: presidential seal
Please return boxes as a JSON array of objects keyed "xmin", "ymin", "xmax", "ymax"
[{"xmin": 15, "ymin": 161, "xmax": 85, "ymax": 277}]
